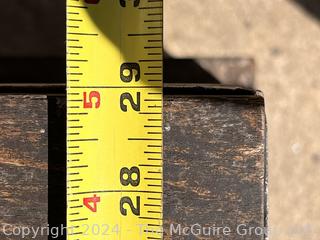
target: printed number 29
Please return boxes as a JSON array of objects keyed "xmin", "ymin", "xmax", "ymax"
[{"xmin": 120, "ymin": 62, "xmax": 141, "ymax": 112}]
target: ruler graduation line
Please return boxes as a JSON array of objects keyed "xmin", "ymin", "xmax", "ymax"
[{"xmin": 67, "ymin": 0, "xmax": 163, "ymax": 239}]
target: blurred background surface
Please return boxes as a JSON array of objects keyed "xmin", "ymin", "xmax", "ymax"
[{"xmin": 0, "ymin": 1, "xmax": 319, "ymax": 239}]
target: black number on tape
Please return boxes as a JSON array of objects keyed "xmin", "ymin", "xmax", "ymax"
[
  {"xmin": 120, "ymin": 92, "xmax": 141, "ymax": 112},
  {"xmin": 120, "ymin": 196, "xmax": 140, "ymax": 216},
  {"xmin": 120, "ymin": 167, "xmax": 140, "ymax": 186},
  {"xmin": 120, "ymin": 63, "xmax": 141, "ymax": 82}
]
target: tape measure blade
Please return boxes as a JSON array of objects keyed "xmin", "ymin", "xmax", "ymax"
[{"xmin": 67, "ymin": 0, "xmax": 163, "ymax": 239}]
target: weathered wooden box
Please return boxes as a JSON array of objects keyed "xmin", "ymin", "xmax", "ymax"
[{"xmin": 0, "ymin": 85, "xmax": 267, "ymax": 240}]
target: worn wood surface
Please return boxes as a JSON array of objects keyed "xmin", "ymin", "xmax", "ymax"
[
  {"xmin": 163, "ymin": 94, "xmax": 266, "ymax": 239},
  {"xmin": 0, "ymin": 90, "xmax": 266, "ymax": 240},
  {"xmin": 0, "ymin": 96, "xmax": 48, "ymax": 239}
]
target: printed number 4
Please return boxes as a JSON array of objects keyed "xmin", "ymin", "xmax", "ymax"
[{"xmin": 83, "ymin": 195, "xmax": 101, "ymax": 212}]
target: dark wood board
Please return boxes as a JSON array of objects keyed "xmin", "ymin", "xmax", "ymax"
[
  {"xmin": 163, "ymin": 94, "xmax": 266, "ymax": 239},
  {"xmin": 0, "ymin": 96, "xmax": 48, "ymax": 240},
  {"xmin": 0, "ymin": 89, "xmax": 267, "ymax": 240}
]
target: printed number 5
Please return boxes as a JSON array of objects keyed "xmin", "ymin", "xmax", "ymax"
[{"xmin": 83, "ymin": 91, "xmax": 101, "ymax": 109}]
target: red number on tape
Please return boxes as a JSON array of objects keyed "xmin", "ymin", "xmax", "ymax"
[
  {"xmin": 83, "ymin": 91, "xmax": 101, "ymax": 109},
  {"xmin": 83, "ymin": 195, "xmax": 101, "ymax": 212}
]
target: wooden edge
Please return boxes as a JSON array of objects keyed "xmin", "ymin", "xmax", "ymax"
[{"xmin": 0, "ymin": 83, "xmax": 264, "ymax": 100}]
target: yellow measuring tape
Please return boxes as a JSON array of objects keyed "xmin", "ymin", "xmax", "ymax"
[{"xmin": 66, "ymin": 0, "xmax": 163, "ymax": 239}]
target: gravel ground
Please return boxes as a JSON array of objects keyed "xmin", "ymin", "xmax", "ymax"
[{"xmin": 164, "ymin": 1, "xmax": 320, "ymax": 239}]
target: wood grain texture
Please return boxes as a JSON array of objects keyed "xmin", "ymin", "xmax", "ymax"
[
  {"xmin": 0, "ymin": 92, "xmax": 266, "ymax": 240},
  {"xmin": 163, "ymin": 95, "xmax": 266, "ymax": 239},
  {"xmin": 0, "ymin": 96, "xmax": 48, "ymax": 239}
]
